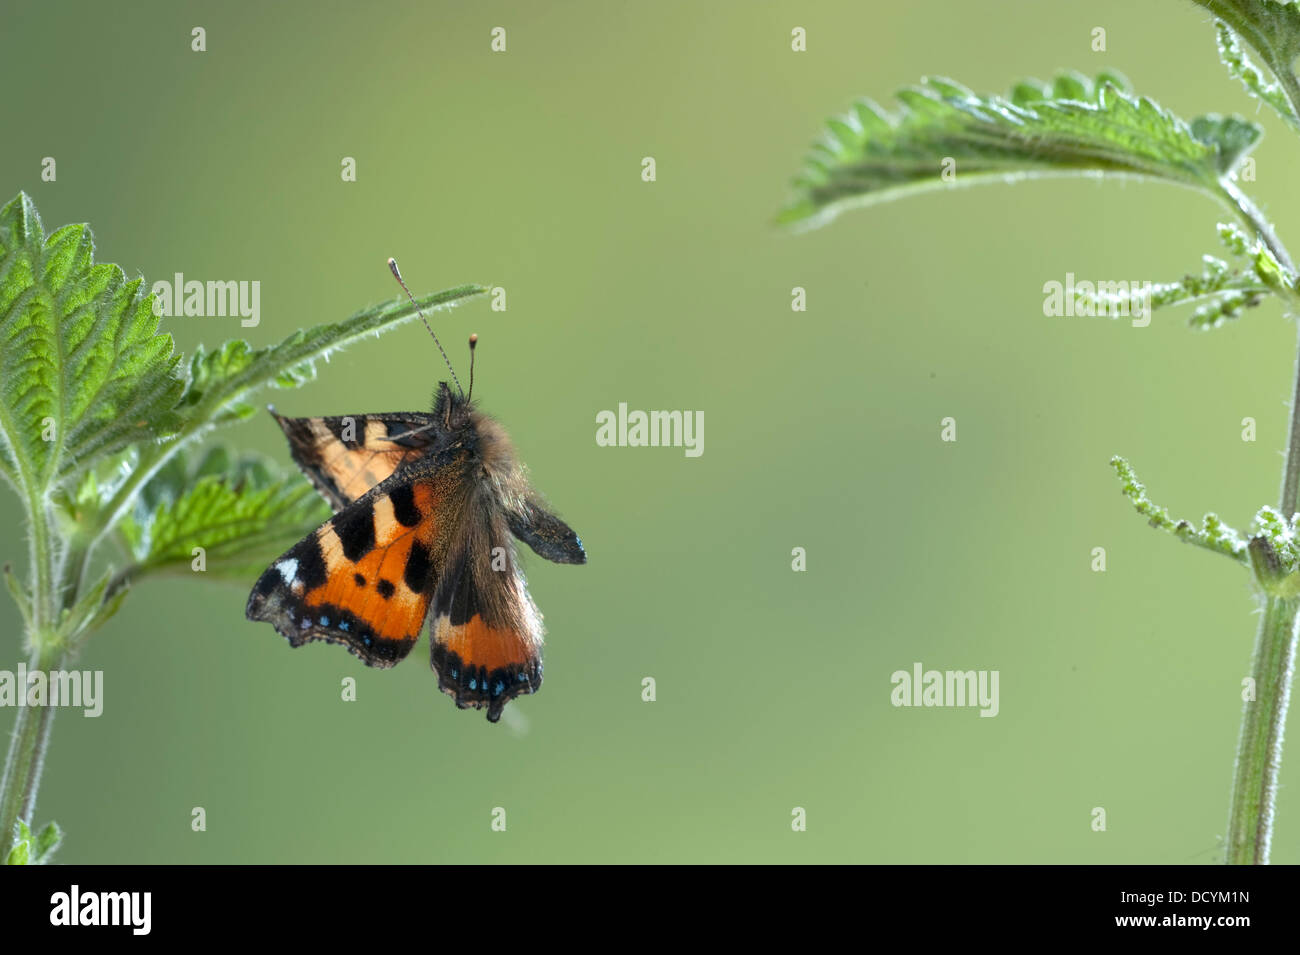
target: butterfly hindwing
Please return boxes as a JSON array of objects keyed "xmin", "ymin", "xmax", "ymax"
[
  {"xmin": 272, "ymin": 410, "xmax": 443, "ymax": 509},
  {"xmin": 430, "ymin": 496, "xmax": 544, "ymax": 722},
  {"xmin": 246, "ymin": 466, "xmax": 461, "ymax": 668}
]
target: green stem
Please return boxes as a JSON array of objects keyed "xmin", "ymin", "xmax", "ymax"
[
  {"xmin": 91, "ymin": 443, "xmax": 171, "ymax": 551},
  {"xmin": 1218, "ymin": 178, "xmax": 1298, "ymax": 279},
  {"xmin": 1284, "ymin": 323, "xmax": 1300, "ymax": 519},
  {"xmin": 1226, "ymin": 594, "xmax": 1300, "ymax": 863},
  {"xmin": 29, "ymin": 509, "xmax": 54, "ymax": 633},
  {"xmin": 1211, "ymin": 170, "xmax": 1300, "ymax": 864},
  {"xmin": 0, "ymin": 471, "xmax": 66, "ymax": 859},
  {"xmin": 0, "ymin": 642, "xmax": 64, "ymax": 859},
  {"xmin": 58, "ymin": 531, "xmax": 91, "ymax": 614},
  {"xmin": 1226, "ymin": 289, "xmax": 1300, "ymax": 863}
]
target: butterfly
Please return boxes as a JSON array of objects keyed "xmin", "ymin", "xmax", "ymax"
[{"xmin": 245, "ymin": 259, "xmax": 586, "ymax": 722}]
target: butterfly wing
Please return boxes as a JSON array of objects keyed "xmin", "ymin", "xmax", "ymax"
[
  {"xmin": 508, "ymin": 497, "xmax": 586, "ymax": 565},
  {"xmin": 246, "ymin": 466, "xmax": 465, "ymax": 667},
  {"xmin": 430, "ymin": 492, "xmax": 545, "ymax": 722},
  {"xmin": 270, "ymin": 409, "xmax": 443, "ymax": 509}
]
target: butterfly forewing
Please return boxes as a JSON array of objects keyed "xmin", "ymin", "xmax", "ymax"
[
  {"xmin": 272, "ymin": 410, "xmax": 443, "ymax": 509},
  {"xmin": 246, "ymin": 464, "xmax": 466, "ymax": 667}
]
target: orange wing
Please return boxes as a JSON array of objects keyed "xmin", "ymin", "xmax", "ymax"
[
  {"xmin": 271, "ymin": 410, "xmax": 443, "ymax": 510},
  {"xmin": 246, "ymin": 473, "xmax": 456, "ymax": 667},
  {"xmin": 429, "ymin": 512, "xmax": 544, "ymax": 722}
]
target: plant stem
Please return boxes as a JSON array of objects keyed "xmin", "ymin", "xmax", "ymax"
[
  {"xmin": 1226, "ymin": 308, "xmax": 1300, "ymax": 863},
  {"xmin": 0, "ymin": 642, "xmax": 65, "ymax": 858},
  {"xmin": 1285, "ymin": 328, "xmax": 1300, "ymax": 520},
  {"xmin": 1214, "ymin": 171, "xmax": 1300, "ymax": 864},
  {"xmin": 21, "ymin": 488, "xmax": 55, "ymax": 638},
  {"xmin": 0, "ymin": 475, "xmax": 66, "ymax": 859},
  {"xmin": 1226, "ymin": 594, "xmax": 1300, "ymax": 863},
  {"xmin": 1219, "ymin": 178, "xmax": 1298, "ymax": 277},
  {"xmin": 1204, "ymin": 51, "xmax": 1300, "ymax": 863}
]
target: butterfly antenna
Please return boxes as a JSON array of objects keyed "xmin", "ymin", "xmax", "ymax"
[
  {"xmin": 467, "ymin": 334, "xmax": 478, "ymax": 401},
  {"xmin": 387, "ymin": 257, "xmax": 463, "ymax": 396}
]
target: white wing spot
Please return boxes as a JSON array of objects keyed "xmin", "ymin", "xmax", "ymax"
[{"xmin": 276, "ymin": 558, "xmax": 299, "ymax": 583}]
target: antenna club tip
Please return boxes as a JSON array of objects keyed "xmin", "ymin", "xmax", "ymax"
[
  {"xmin": 469, "ymin": 333, "xmax": 478, "ymax": 346},
  {"xmin": 387, "ymin": 257, "xmax": 401, "ymax": 278}
]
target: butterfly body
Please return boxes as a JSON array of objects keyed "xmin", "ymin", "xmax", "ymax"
[{"xmin": 246, "ymin": 381, "xmax": 585, "ymax": 722}]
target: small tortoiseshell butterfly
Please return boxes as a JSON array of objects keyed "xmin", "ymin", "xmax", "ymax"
[{"xmin": 245, "ymin": 259, "xmax": 586, "ymax": 722}]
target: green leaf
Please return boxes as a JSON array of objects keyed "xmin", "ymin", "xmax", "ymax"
[
  {"xmin": 173, "ymin": 284, "xmax": 486, "ymax": 435},
  {"xmin": 105, "ymin": 281, "xmax": 490, "ymax": 565},
  {"xmin": 1188, "ymin": 114, "xmax": 1265, "ymax": 174},
  {"xmin": 778, "ymin": 73, "xmax": 1263, "ymax": 229},
  {"xmin": 1251, "ymin": 238, "xmax": 1289, "ymax": 294},
  {"xmin": 1110, "ymin": 456, "xmax": 1250, "ymax": 565},
  {"xmin": 1244, "ymin": 507, "xmax": 1300, "ymax": 595},
  {"xmin": 3, "ymin": 562, "xmax": 32, "ymax": 629},
  {"xmin": 1215, "ymin": 220, "xmax": 1293, "ymax": 295},
  {"xmin": 1196, "ymin": 1, "xmax": 1300, "ymax": 125},
  {"xmin": 1254, "ymin": 507, "xmax": 1299, "ymax": 563},
  {"xmin": 60, "ymin": 569, "xmax": 112, "ymax": 640},
  {"xmin": 179, "ymin": 340, "xmax": 264, "ymax": 427},
  {"xmin": 0, "ymin": 192, "xmax": 184, "ymax": 492},
  {"xmin": 83, "ymin": 582, "xmax": 128, "ymax": 637},
  {"xmin": 1214, "ymin": 20, "xmax": 1299, "ymax": 126},
  {"xmin": 4, "ymin": 819, "xmax": 30, "ymax": 864},
  {"xmin": 5, "ymin": 838, "xmax": 29, "ymax": 865},
  {"xmin": 32, "ymin": 821, "xmax": 61, "ymax": 864},
  {"xmin": 55, "ymin": 564, "xmax": 128, "ymax": 646},
  {"xmin": 118, "ymin": 446, "xmax": 330, "ymax": 582},
  {"xmin": 91, "ymin": 275, "xmax": 485, "ymax": 545}
]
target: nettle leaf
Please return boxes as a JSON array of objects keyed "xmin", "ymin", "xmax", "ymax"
[
  {"xmin": 1246, "ymin": 507, "xmax": 1300, "ymax": 597},
  {"xmin": 181, "ymin": 341, "xmax": 263, "ymax": 426},
  {"xmin": 0, "ymin": 193, "xmax": 184, "ymax": 492},
  {"xmin": 5, "ymin": 819, "xmax": 32, "ymax": 865},
  {"xmin": 778, "ymin": 73, "xmax": 1263, "ymax": 228},
  {"xmin": 1215, "ymin": 20, "xmax": 1298, "ymax": 126},
  {"xmin": 32, "ymin": 821, "xmax": 62, "ymax": 864},
  {"xmin": 1197, "ymin": 0, "xmax": 1300, "ymax": 126},
  {"xmin": 4, "ymin": 838, "xmax": 29, "ymax": 865},
  {"xmin": 1, "ymin": 816, "xmax": 56, "ymax": 864},
  {"xmin": 1188, "ymin": 114, "xmax": 1264, "ymax": 174},
  {"xmin": 119, "ymin": 445, "xmax": 329, "ymax": 582},
  {"xmin": 3, "ymin": 563, "xmax": 32, "ymax": 630},
  {"xmin": 172, "ymin": 283, "xmax": 485, "ymax": 433},
  {"xmin": 89, "ymin": 276, "xmax": 485, "ymax": 547}
]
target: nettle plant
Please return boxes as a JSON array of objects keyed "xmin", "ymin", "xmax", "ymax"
[
  {"xmin": 0, "ymin": 192, "xmax": 484, "ymax": 863},
  {"xmin": 780, "ymin": 1, "xmax": 1300, "ymax": 864}
]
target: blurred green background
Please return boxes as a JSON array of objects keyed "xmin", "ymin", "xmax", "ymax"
[{"xmin": 2, "ymin": 0, "xmax": 1297, "ymax": 863}]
